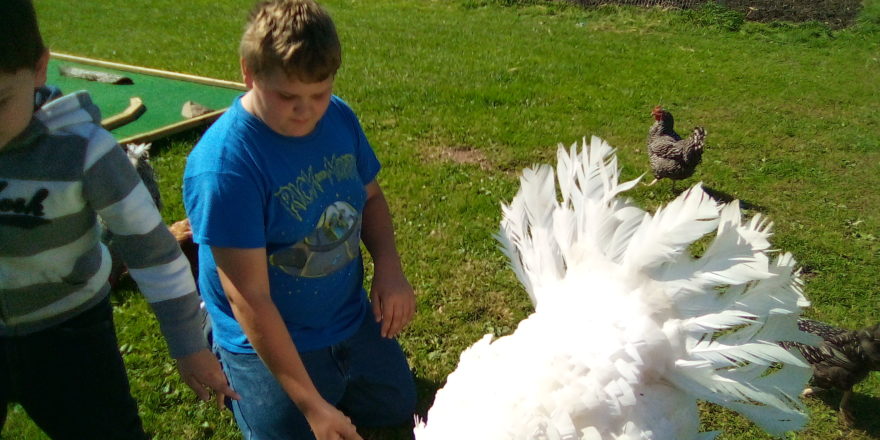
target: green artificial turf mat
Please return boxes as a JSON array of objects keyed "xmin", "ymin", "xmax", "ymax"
[{"xmin": 46, "ymin": 57, "xmax": 244, "ymax": 141}]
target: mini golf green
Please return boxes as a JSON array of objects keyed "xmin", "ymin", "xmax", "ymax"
[{"xmin": 47, "ymin": 53, "xmax": 246, "ymax": 143}]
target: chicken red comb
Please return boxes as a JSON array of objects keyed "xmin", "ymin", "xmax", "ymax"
[{"xmin": 652, "ymin": 106, "xmax": 665, "ymax": 121}]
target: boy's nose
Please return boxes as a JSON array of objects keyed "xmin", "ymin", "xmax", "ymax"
[{"xmin": 292, "ymin": 103, "xmax": 308, "ymax": 117}]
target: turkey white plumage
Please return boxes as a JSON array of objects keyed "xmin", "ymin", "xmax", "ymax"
[{"xmin": 414, "ymin": 136, "xmax": 819, "ymax": 440}]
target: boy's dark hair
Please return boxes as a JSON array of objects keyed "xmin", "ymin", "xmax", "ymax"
[
  {"xmin": 0, "ymin": 0, "xmax": 47, "ymax": 74},
  {"xmin": 240, "ymin": 0, "xmax": 341, "ymax": 83}
]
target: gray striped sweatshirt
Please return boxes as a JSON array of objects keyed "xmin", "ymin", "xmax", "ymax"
[{"xmin": 0, "ymin": 90, "xmax": 205, "ymax": 358}]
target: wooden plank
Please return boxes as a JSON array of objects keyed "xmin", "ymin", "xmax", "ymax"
[
  {"xmin": 119, "ymin": 109, "xmax": 227, "ymax": 144},
  {"xmin": 51, "ymin": 52, "xmax": 247, "ymax": 91}
]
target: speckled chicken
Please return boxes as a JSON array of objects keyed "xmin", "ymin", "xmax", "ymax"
[
  {"xmin": 647, "ymin": 106, "xmax": 706, "ymax": 187},
  {"xmin": 780, "ymin": 319, "xmax": 880, "ymax": 425}
]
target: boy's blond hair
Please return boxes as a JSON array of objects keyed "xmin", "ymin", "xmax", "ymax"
[{"xmin": 240, "ymin": 0, "xmax": 341, "ymax": 82}]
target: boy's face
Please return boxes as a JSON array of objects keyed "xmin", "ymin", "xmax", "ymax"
[
  {"xmin": 241, "ymin": 61, "xmax": 333, "ymax": 138},
  {"xmin": 0, "ymin": 52, "xmax": 48, "ymax": 150}
]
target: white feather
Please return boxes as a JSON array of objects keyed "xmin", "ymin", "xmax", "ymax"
[
  {"xmin": 416, "ymin": 136, "xmax": 814, "ymax": 440},
  {"xmin": 124, "ymin": 142, "xmax": 151, "ymax": 167}
]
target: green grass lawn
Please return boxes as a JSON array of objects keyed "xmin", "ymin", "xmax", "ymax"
[{"xmin": 7, "ymin": 0, "xmax": 880, "ymax": 439}]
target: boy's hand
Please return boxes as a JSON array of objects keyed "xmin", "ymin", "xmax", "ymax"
[
  {"xmin": 304, "ymin": 400, "xmax": 363, "ymax": 440},
  {"xmin": 370, "ymin": 270, "xmax": 416, "ymax": 338},
  {"xmin": 176, "ymin": 348, "xmax": 241, "ymax": 409}
]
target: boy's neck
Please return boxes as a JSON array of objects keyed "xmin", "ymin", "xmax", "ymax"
[
  {"xmin": 240, "ymin": 91, "xmax": 277, "ymax": 134},
  {"xmin": 240, "ymin": 91, "xmax": 258, "ymax": 118}
]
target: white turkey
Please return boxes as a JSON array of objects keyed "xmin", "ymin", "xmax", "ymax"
[{"xmin": 414, "ymin": 136, "xmax": 820, "ymax": 440}]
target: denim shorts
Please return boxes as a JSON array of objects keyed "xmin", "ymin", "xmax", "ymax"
[
  {"xmin": 0, "ymin": 297, "xmax": 148, "ymax": 440},
  {"xmin": 217, "ymin": 314, "xmax": 417, "ymax": 440}
]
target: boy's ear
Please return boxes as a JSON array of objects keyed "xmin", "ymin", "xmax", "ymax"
[
  {"xmin": 34, "ymin": 50, "xmax": 49, "ymax": 88},
  {"xmin": 240, "ymin": 58, "xmax": 254, "ymax": 89}
]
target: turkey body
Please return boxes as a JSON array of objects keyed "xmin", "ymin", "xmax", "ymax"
[
  {"xmin": 417, "ymin": 269, "xmax": 704, "ymax": 440},
  {"xmin": 648, "ymin": 107, "xmax": 705, "ymax": 183}
]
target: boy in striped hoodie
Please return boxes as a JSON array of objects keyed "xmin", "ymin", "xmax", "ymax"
[{"xmin": 0, "ymin": 1, "xmax": 239, "ymax": 438}]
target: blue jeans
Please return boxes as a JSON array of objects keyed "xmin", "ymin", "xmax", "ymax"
[
  {"xmin": 0, "ymin": 297, "xmax": 148, "ymax": 440},
  {"xmin": 217, "ymin": 315, "xmax": 416, "ymax": 440}
]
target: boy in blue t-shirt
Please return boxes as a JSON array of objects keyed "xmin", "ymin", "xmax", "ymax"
[{"xmin": 183, "ymin": 1, "xmax": 417, "ymax": 439}]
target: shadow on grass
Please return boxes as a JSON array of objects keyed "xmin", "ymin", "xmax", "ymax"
[
  {"xmin": 638, "ymin": 182, "xmax": 764, "ymax": 212},
  {"xmin": 109, "ymin": 275, "xmax": 140, "ymax": 305},
  {"xmin": 810, "ymin": 389, "xmax": 880, "ymax": 437},
  {"xmin": 700, "ymin": 185, "xmax": 766, "ymax": 212},
  {"xmin": 849, "ymin": 392, "xmax": 880, "ymax": 436},
  {"xmin": 358, "ymin": 376, "xmax": 440, "ymax": 440},
  {"xmin": 414, "ymin": 375, "xmax": 440, "ymax": 421}
]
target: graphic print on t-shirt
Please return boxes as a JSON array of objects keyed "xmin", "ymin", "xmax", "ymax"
[
  {"xmin": 273, "ymin": 154, "xmax": 357, "ymax": 222},
  {"xmin": 269, "ymin": 201, "xmax": 361, "ymax": 278}
]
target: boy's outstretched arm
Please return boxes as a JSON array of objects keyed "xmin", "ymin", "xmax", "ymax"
[
  {"xmin": 177, "ymin": 349, "xmax": 240, "ymax": 408},
  {"xmin": 212, "ymin": 247, "xmax": 363, "ymax": 440},
  {"xmin": 361, "ymin": 181, "xmax": 416, "ymax": 339}
]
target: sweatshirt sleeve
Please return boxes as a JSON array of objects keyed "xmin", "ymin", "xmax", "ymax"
[{"xmin": 82, "ymin": 127, "xmax": 206, "ymax": 358}]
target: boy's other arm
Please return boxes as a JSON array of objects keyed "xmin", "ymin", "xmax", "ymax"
[
  {"xmin": 361, "ymin": 181, "xmax": 416, "ymax": 339},
  {"xmin": 176, "ymin": 348, "xmax": 241, "ymax": 408},
  {"xmin": 211, "ymin": 247, "xmax": 362, "ymax": 440}
]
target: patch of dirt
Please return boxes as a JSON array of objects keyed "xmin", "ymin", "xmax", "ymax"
[
  {"xmin": 566, "ymin": 0, "xmax": 862, "ymax": 28},
  {"xmin": 722, "ymin": 0, "xmax": 862, "ymax": 28},
  {"xmin": 423, "ymin": 145, "xmax": 494, "ymax": 170},
  {"xmin": 569, "ymin": 0, "xmax": 705, "ymax": 6}
]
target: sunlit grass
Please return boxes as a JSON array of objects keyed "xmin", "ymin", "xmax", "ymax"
[{"xmin": 9, "ymin": 0, "xmax": 879, "ymax": 438}]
